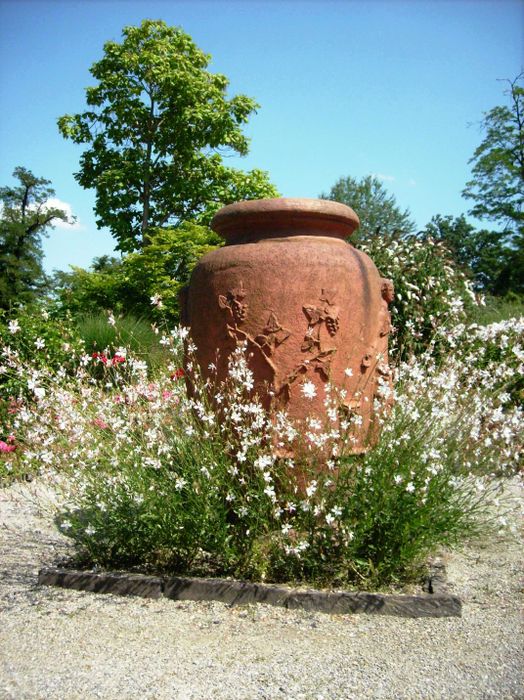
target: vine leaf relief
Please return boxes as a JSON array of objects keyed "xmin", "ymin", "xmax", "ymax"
[
  {"xmin": 298, "ymin": 288, "xmax": 341, "ymax": 381},
  {"xmin": 301, "ymin": 288, "xmax": 340, "ymax": 352},
  {"xmin": 218, "ymin": 280, "xmax": 248, "ymax": 325},
  {"xmin": 255, "ymin": 313, "xmax": 291, "ymax": 358},
  {"xmin": 217, "ymin": 283, "xmax": 290, "ymax": 388}
]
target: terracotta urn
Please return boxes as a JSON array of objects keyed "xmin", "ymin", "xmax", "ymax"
[{"xmin": 182, "ymin": 198, "xmax": 393, "ymax": 452}]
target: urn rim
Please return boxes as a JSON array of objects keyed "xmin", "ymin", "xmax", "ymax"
[{"xmin": 210, "ymin": 197, "xmax": 360, "ymax": 244}]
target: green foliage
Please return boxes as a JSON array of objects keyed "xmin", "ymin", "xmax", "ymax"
[
  {"xmin": 468, "ymin": 293, "xmax": 524, "ymax": 325},
  {"xmin": 359, "ymin": 231, "xmax": 476, "ymax": 360},
  {"xmin": 55, "ymin": 223, "xmax": 221, "ymax": 323},
  {"xmin": 58, "ymin": 19, "xmax": 278, "ymax": 253},
  {"xmin": 120, "ymin": 222, "xmax": 223, "ymax": 322},
  {"xmin": 320, "ymin": 174, "xmax": 416, "ymax": 241},
  {"xmin": 462, "ymin": 74, "xmax": 524, "ymax": 236},
  {"xmin": 494, "ymin": 231, "xmax": 524, "ymax": 296},
  {"xmin": 0, "ymin": 167, "xmax": 70, "ymax": 310},
  {"xmin": 422, "ymin": 214, "xmax": 506, "ymax": 293},
  {"xmin": 54, "ymin": 257, "xmax": 124, "ymax": 318}
]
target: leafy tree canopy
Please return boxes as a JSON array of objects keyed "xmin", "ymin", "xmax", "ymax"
[
  {"xmin": 58, "ymin": 19, "xmax": 278, "ymax": 253},
  {"xmin": 320, "ymin": 174, "xmax": 415, "ymax": 241},
  {"xmin": 0, "ymin": 167, "xmax": 70, "ymax": 310},
  {"xmin": 462, "ymin": 73, "xmax": 524, "ymax": 236}
]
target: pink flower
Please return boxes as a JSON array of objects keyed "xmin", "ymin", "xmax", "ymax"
[
  {"xmin": 0, "ymin": 440, "xmax": 16, "ymax": 453},
  {"xmin": 93, "ymin": 418, "xmax": 109, "ymax": 430},
  {"xmin": 162, "ymin": 390, "xmax": 173, "ymax": 400},
  {"xmin": 8, "ymin": 399, "xmax": 21, "ymax": 415}
]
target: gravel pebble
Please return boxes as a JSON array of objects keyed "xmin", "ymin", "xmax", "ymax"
[{"xmin": 0, "ymin": 477, "xmax": 522, "ymax": 699}]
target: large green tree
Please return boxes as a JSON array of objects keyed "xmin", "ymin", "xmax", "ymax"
[
  {"xmin": 58, "ymin": 20, "xmax": 278, "ymax": 253},
  {"xmin": 462, "ymin": 74, "xmax": 523, "ymax": 236},
  {"xmin": 0, "ymin": 167, "xmax": 69, "ymax": 310},
  {"xmin": 320, "ymin": 175, "xmax": 415, "ymax": 240}
]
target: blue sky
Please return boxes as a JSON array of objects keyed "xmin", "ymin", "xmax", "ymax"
[{"xmin": 0, "ymin": 0, "xmax": 522, "ymax": 273}]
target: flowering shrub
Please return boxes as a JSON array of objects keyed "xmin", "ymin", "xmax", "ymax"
[
  {"xmin": 0, "ymin": 304, "xmax": 84, "ymax": 446},
  {"xmin": 1, "ymin": 318, "xmax": 521, "ymax": 588},
  {"xmin": 359, "ymin": 233, "xmax": 477, "ymax": 361},
  {"xmin": 435, "ymin": 317, "xmax": 524, "ymax": 408}
]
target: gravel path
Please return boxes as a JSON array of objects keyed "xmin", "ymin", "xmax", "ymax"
[{"xmin": 0, "ymin": 477, "xmax": 522, "ymax": 700}]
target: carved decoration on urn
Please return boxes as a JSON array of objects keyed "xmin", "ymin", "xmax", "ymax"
[
  {"xmin": 255, "ymin": 313, "xmax": 291, "ymax": 358},
  {"xmin": 265, "ymin": 289, "xmax": 341, "ymax": 391},
  {"xmin": 297, "ymin": 289, "xmax": 339, "ymax": 382},
  {"xmin": 379, "ymin": 278, "xmax": 394, "ymax": 338},
  {"xmin": 218, "ymin": 280, "xmax": 248, "ymax": 326},
  {"xmin": 302, "ymin": 288, "xmax": 340, "ymax": 352}
]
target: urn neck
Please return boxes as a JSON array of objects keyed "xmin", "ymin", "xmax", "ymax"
[{"xmin": 210, "ymin": 198, "xmax": 360, "ymax": 245}]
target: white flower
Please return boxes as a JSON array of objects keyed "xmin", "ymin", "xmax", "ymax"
[
  {"xmin": 107, "ymin": 314, "xmax": 116, "ymax": 327},
  {"xmin": 85, "ymin": 524, "xmax": 96, "ymax": 536},
  {"xmin": 8, "ymin": 320, "xmax": 20, "ymax": 334},
  {"xmin": 172, "ymin": 326, "xmax": 190, "ymax": 340},
  {"xmin": 405, "ymin": 482, "xmax": 416, "ymax": 493},
  {"xmin": 34, "ymin": 337, "xmax": 45, "ymax": 350},
  {"xmin": 301, "ymin": 381, "xmax": 317, "ymax": 399},
  {"xmin": 344, "ymin": 367, "xmax": 353, "ymax": 377},
  {"xmin": 394, "ymin": 474, "xmax": 403, "ymax": 485},
  {"xmin": 264, "ymin": 484, "xmax": 276, "ymax": 501},
  {"xmin": 305, "ymin": 480, "xmax": 317, "ymax": 498},
  {"xmin": 33, "ymin": 387, "xmax": 46, "ymax": 400},
  {"xmin": 150, "ymin": 294, "xmax": 163, "ymax": 308},
  {"xmin": 60, "ymin": 519, "xmax": 72, "ymax": 531},
  {"xmin": 174, "ymin": 477, "xmax": 187, "ymax": 491},
  {"xmin": 254, "ymin": 454, "xmax": 273, "ymax": 470}
]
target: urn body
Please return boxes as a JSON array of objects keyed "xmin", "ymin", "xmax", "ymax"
[{"xmin": 183, "ymin": 198, "xmax": 391, "ymax": 451}]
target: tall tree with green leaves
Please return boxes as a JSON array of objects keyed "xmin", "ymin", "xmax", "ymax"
[
  {"xmin": 0, "ymin": 167, "xmax": 70, "ymax": 310},
  {"xmin": 462, "ymin": 73, "xmax": 524, "ymax": 236},
  {"xmin": 320, "ymin": 175, "xmax": 415, "ymax": 241},
  {"xmin": 58, "ymin": 19, "xmax": 278, "ymax": 253}
]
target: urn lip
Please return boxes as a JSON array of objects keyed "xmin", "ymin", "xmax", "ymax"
[{"xmin": 210, "ymin": 197, "xmax": 360, "ymax": 244}]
